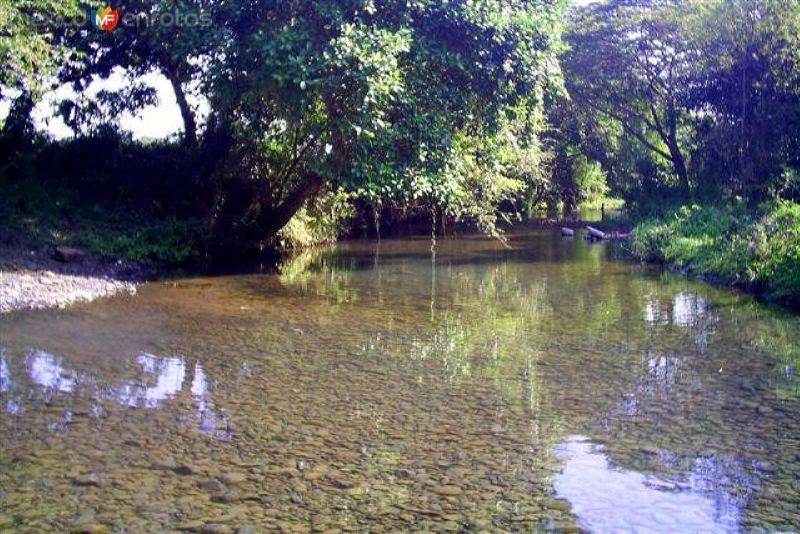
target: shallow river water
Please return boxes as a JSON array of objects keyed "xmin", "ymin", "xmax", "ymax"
[{"xmin": 1, "ymin": 229, "xmax": 799, "ymax": 533}]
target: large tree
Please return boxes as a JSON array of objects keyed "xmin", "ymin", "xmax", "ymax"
[
  {"xmin": 55, "ymin": 0, "xmax": 215, "ymax": 146},
  {"xmin": 197, "ymin": 0, "xmax": 565, "ymax": 248},
  {"xmin": 4, "ymin": 0, "xmax": 565, "ymax": 253},
  {"xmin": 564, "ymin": 0, "xmax": 698, "ymax": 195},
  {"xmin": 688, "ymin": 0, "xmax": 800, "ymax": 201}
]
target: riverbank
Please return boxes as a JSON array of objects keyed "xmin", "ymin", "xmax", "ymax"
[
  {"xmin": 0, "ymin": 230, "xmax": 144, "ymax": 313},
  {"xmin": 0, "ymin": 217, "xmax": 618, "ymax": 314},
  {"xmin": 630, "ymin": 202, "xmax": 800, "ymax": 310},
  {"xmin": 4, "ymin": 203, "xmax": 796, "ymax": 315}
]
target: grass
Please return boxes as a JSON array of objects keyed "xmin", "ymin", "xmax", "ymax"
[
  {"xmin": 0, "ymin": 176, "xmax": 202, "ymax": 265},
  {"xmin": 579, "ymin": 196, "xmax": 625, "ymax": 212},
  {"xmin": 631, "ymin": 202, "xmax": 800, "ymax": 309},
  {"xmin": 1, "ymin": 175, "xmax": 355, "ymax": 267}
]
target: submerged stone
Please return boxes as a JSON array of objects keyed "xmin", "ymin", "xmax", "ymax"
[
  {"xmin": 71, "ymin": 473, "xmax": 107, "ymax": 488},
  {"xmin": 432, "ymin": 485, "xmax": 463, "ymax": 497},
  {"xmin": 200, "ymin": 524, "xmax": 232, "ymax": 534}
]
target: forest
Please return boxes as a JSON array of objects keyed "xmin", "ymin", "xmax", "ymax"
[{"xmin": 1, "ymin": 0, "xmax": 799, "ymax": 306}]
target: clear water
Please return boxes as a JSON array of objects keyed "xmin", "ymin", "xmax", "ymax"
[{"xmin": 1, "ymin": 229, "xmax": 799, "ymax": 532}]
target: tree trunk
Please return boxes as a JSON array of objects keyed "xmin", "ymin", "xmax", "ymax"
[
  {"xmin": 667, "ymin": 138, "xmax": 690, "ymax": 196},
  {"xmin": 165, "ymin": 66, "xmax": 197, "ymax": 148},
  {"xmin": 263, "ymin": 173, "xmax": 324, "ymax": 237},
  {"xmin": 663, "ymin": 105, "xmax": 691, "ymax": 197},
  {"xmin": 2, "ymin": 91, "xmax": 35, "ymax": 142}
]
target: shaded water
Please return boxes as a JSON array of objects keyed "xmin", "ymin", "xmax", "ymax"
[{"xmin": 1, "ymin": 229, "xmax": 799, "ymax": 532}]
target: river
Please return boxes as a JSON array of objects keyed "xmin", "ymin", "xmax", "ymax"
[{"xmin": 1, "ymin": 228, "xmax": 798, "ymax": 532}]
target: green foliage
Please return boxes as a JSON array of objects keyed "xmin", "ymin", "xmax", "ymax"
[
  {"xmin": 632, "ymin": 202, "xmax": 800, "ymax": 308},
  {"xmin": 564, "ymin": 0, "xmax": 694, "ymax": 194},
  {"xmin": 687, "ymin": 0, "xmax": 800, "ymax": 202},
  {"xmin": 0, "ymin": 132, "xmax": 206, "ymax": 265},
  {"xmin": 197, "ymin": 0, "xmax": 566, "ymax": 246},
  {"xmin": 1, "ymin": 175, "xmax": 201, "ymax": 265},
  {"xmin": 579, "ymin": 196, "xmax": 624, "ymax": 212},
  {"xmin": 0, "ymin": 0, "xmax": 82, "ymax": 95},
  {"xmin": 752, "ymin": 202, "xmax": 800, "ymax": 303},
  {"xmin": 571, "ymin": 155, "xmax": 608, "ymax": 206},
  {"xmin": 277, "ymin": 190, "xmax": 356, "ymax": 250},
  {"xmin": 6, "ymin": 0, "xmax": 799, "ymax": 276},
  {"xmin": 632, "ymin": 205, "xmax": 753, "ymax": 278},
  {"xmin": 6, "ymin": 0, "xmax": 568, "ymax": 257},
  {"xmin": 81, "ymin": 217, "xmax": 200, "ymax": 265},
  {"xmin": 564, "ymin": 0, "xmax": 800, "ymax": 207}
]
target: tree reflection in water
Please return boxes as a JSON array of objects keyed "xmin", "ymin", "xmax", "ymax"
[{"xmin": 0, "ymin": 230, "xmax": 798, "ymax": 530}]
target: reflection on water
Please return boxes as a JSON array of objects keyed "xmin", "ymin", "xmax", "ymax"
[
  {"xmin": 1, "ymin": 228, "xmax": 799, "ymax": 531},
  {"xmin": 555, "ymin": 436, "xmax": 741, "ymax": 533},
  {"xmin": 645, "ymin": 291, "xmax": 710, "ymax": 327},
  {"xmin": 113, "ymin": 352, "xmax": 186, "ymax": 408},
  {"xmin": 4, "ymin": 349, "xmax": 228, "ymax": 438},
  {"xmin": 0, "ymin": 354, "xmax": 10, "ymax": 392},
  {"xmin": 28, "ymin": 350, "xmax": 77, "ymax": 393},
  {"xmin": 644, "ymin": 291, "xmax": 717, "ymax": 352}
]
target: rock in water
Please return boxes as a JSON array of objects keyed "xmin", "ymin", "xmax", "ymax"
[
  {"xmin": 54, "ymin": 246, "xmax": 86, "ymax": 263},
  {"xmin": 221, "ymin": 472, "xmax": 247, "ymax": 485},
  {"xmin": 585, "ymin": 226, "xmax": 606, "ymax": 240},
  {"xmin": 72, "ymin": 524, "xmax": 110, "ymax": 534},
  {"xmin": 200, "ymin": 524, "xmax": 232, "ymax": 534},
  {"xmin": 432, "ymin": 485, "xmax": 463, "ymax": 496},
  {"xmin": 71, "ymin": 473, "xmax": 108, "ymax": 488}
]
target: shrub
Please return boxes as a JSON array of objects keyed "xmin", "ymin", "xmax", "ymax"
[
  {"xmin": 0, "ymin": 174, "xmax": 202, "ymax": 266},
  {"xmin": 277, "ymin": 189, "xmax": 356, "ymax": 250},
  {"xmin": 631, "ymin": 202, "xmax": 800, "ymax": 308},
  {"xmin": 753, "ymin": 202, "xmax": 800, "ymax": 306}
]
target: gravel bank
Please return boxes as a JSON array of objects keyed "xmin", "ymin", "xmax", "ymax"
[
  {"xmin": 0, "ymin": 232, "xmax": 146, "ymax": 314},
  {"xmin": 0, "ymin": 270, "xmax": 137, "ymax": 313}
]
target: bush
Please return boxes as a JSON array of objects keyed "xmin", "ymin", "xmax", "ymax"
[
  {"xmin": 80, "ymin": 216, "xmax": 201, "ymax": 265},
  {"xmin": 0, "ymin": 173, "xmax": 203, "ymax": 266},
  {"xmin": 631, "ymin": 202, "xmax": 800, "ymax": 308},
  {"xmin": 631, "ymin": 205, "xmax": 751, "ymax": 278},
  {"xmin": 277, "ymin": 189, "xmax": 356, "ymax": 250},
  {"xmin": 753, "ymin": 202, "xmax": 800, "ymax": 305}
]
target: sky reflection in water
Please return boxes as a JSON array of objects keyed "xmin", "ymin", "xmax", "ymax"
[
  {"xmin": 4, "ymin": 349, "xmax": 227, "ymax": 437},
  {"xmin": 555, "ymin": 436, "xmax": 740, "ymax": 533},
  {"xmin": 0, "ymin": 231, "xmax": 798, "ymax": 531}
]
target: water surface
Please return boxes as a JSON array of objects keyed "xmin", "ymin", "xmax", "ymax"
[{"xmin": 1, "ymin": 229, "xmax": 799, "ymax": 532}]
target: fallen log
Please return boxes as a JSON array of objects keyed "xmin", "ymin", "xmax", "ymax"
[
  {"xmin": 585, "ymin": 225, "xmax": 606, "ymax": 240},
  {"xmin": 584, "ymin": 226, "xmax": 631, "ymax": 240},
  {"xmin": 561, "ymin": 227, "xmax": 575, "ymax": 237}
]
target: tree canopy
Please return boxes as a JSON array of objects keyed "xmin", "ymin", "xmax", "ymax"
[
  {"xmin": 2, "ymin": 0, "xmax": 799, "ymax": 259},
  {"xmin": 560, "ymin": 0, "xmax": 800, "ymax": 210},
  {"xmin": 1, "ymin": 0, "xmax": 565, "ymax": 249}
]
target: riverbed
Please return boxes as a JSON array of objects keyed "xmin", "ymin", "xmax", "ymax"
[{"xmin": 1, "ymin": 228, "xmax": 798, "ymax": 532}]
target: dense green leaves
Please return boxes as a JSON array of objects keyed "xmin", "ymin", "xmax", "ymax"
[
  {"xmin": 5, "ymin": 0, "xmax": 799, "ymax": 263},
  {"xmin": 197, "ymin": 0, "xmax": 566, "ymax": 246},
  {"xmin": 0, "ymin": 0, "xmax": 565, "ymax": 250},
  {"xmin": 0, "ymin": 0, "xmax": 82, "ymax": 96},
  {"xmin": 631, "ymin": 201, "xmax": 800, "ymax": 307},
  {"xmin": 563, "ymin": 0, "xmax": 800, "ymax": 210}
]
